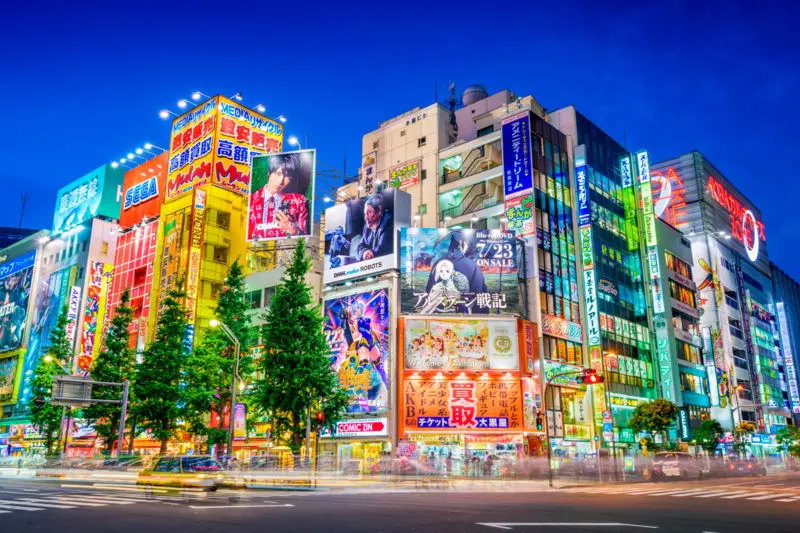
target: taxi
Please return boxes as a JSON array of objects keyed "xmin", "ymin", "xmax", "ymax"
[{"xmin": 137, "ymin": 456, "xmax": 225, "ymax": 490}]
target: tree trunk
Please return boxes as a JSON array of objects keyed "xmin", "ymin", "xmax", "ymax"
[
  {"xmin": 127, "ymin": 415, "xmax": 137, "ymax": 455},
  {"xmin": 291, "ymin": 411, "xmax": 302, "ymax": 452}
]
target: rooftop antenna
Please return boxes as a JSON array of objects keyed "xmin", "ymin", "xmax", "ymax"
[
  {"xmin": 19, "ymin": 192, "xmax": 30, "ymax": 230},
  {"xmin": 448, "ymin": 81, "xmax": 458, "ymax": 137}
]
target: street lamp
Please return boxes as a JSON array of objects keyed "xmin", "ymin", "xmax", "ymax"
[
  {"xmin": 177, "ymin": 99, "xmax": 194, "ymax": 109},
  {"xmin": 192, "ymin": 91, "xmax": 211, "ymax": 101},
  {"xmin": 288, "ymin": 136, "xmax": 302, "ymax": 150},
  {"xmin": 210, "ymin": 319, "xmax": 241, "ymax": 458},
  {"xmin": 159, "ymin": 109, "xmax": 178, "ymax": 119}
]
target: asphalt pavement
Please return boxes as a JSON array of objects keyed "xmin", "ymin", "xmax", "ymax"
[{"xmin": 0, "ymin": 476, "xmax": 798, "ymax": 532}]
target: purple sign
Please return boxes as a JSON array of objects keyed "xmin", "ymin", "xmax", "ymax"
[{"xmin": 501, "ymin": 112, "xmax": 533, "ymax": 199}]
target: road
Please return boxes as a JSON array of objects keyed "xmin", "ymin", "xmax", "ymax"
[{"xmin": 0, "ymin": 475, "xmax": 798, "ymax": 532}]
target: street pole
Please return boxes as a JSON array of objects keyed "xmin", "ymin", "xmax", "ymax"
[
  {"xmin": 306, "ymin": 404, "xmax": 312, "ymax": 468},
  {"xmin": 57, "ymin": 405, "xmax": 66, "ymax": 457},
  {"xmin": 116, "ymin": 380, "xmax": 129, "ymax": 458},
  {"xmin": 226, "ymin": 331, "xmax": 241, "ymax": 459},
  {"xmin": 544, "ymin": 383, "xmax": 553, "ymax": 488}
]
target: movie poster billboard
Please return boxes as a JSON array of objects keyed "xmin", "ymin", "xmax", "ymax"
[
  {"xmin": 323, "ymin": 288, "xmax": 390, "ymax": 413},
  {"xmin": 399, "ymin": 228, "xmax": 520, "ymax": 314},
  {"xmin": 0, "ymin": 355, "xmax": 19, "ymax": 403},
  {"xmin": 323, "ymin": 189, "xmax": 411, "ymax": 284},
  {"xmin": 401, "ymin": 376, "xmax": 523, "ymax": 432},
  {"xmin": 247, "ymin": 150, "xmax": 315, "ymax": 242},
  {"xmin": 404, "ymin": 318, "xmax": 519, "ymax": 371},
  {"xmin": 0, "ymin": 250, "xmax": 36, "ymax": 353}
]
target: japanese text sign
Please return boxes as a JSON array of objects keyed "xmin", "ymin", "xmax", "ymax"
[
  {"xmin": 389, "ymin": 159, "xmax": 421, "ymax": 189},
  {"xmin": 501, "ymin": 112, "xmax": 533, "ymax": 200}
]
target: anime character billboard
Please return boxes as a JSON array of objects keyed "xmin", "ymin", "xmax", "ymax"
[{"xmin": 323, "ymin": 288, "xmax": 390, "ymax": 413}]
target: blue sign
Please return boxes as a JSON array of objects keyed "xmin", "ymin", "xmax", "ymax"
[
  {"xmin": 0, "ymin": 250, "xmax": 36, "ymax": 279},
  {"xmin": 576, "ymin": 165, "xmax": 590, "ymax": 227},
  {"xmin": 123, "ymin": 176, "xmax": 159, "ymax": 210},
  {"xmin": 501, "ymin": 112, "xmax": 533, "ymax": 199}
]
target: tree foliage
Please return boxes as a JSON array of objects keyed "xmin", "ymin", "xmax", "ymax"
[
  {"xmin": 183, "ymin": 260, "xmax": 253, "ymax": 453},
  {"xmin": 133, "ymin": 286, "xmax": 188, "ymax": 454},
  {"xmin": 629, "ymin": 399, "xmax": 679, "ymax": 435},
  {"xmin": 693, "ymin": 418, "xmax": 724, "ymax": 453},
  {"xmin": 31, "ymin": 306, "xmax": 72, "ymax": 455},
  {"xmin": 84, "ymin": 290, "xmax": 135, "ymax": 452},
  {"xmin": 776, "ymin": 426, "xmax": 800, "ymax": 459},
  {"xmin": 257, "ymin": 239, "xmax": 348, "ymax": 452},
  {"xmin": 733, "ymin": 420, "xmax": 757, "ymax": 456}
]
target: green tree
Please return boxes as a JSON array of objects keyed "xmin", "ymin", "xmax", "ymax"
[
  {"xmin": 733, "ymin": 420, "xmax": 756, "ymax": 457},
  {"xmin": 693, "ymin": 419, "xmax": 724, "ymax": 454},
  {"xmin": 134, "ymin": 286, "xmax": 188, "ymax": 454},
  {"xmin": 83, "ymin": 290, "xmax": 135, "ymax": 452},
  {"xmin": 629, "ymin": 399, "xmax": 679, "ymax": 449},
  {"xmin": 257, "ymin": 239, "xmax": 348, "ymax": 452},
  {"xmin": 183, "ymin": 260, "xmax": 254, "ymax": 454},
  {"xmin": 31, "ymin": 306, "xmax": 72, "ymax": 455},
  {"xmin": 776, "ymin": 426, "xmax": 800, "ymax": 459}
]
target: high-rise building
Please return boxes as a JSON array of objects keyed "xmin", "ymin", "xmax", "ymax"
[
  {"xmin": 651, "ymin": 151, "xmax": 793, "ymax": 439},
  {"xmin": 770, "ymin": 263, "xmax": 800, "ymax": 424}
]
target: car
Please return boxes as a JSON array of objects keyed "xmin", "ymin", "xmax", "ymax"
[
  {"xmin": 137, "ymin": 456, "xmax": 225, "ymax": 491},
  {"xmin": 649, "ymin": 452, "xmax": 701, "ymax": 481},
  {"xmin": 727, "ymin": 458, "xmax": 767, "ymax": 477}
]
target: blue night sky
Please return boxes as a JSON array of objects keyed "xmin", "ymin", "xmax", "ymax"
[{"xmin": 2, "ymin": 1, "xmax": 799, "ymax": 276}]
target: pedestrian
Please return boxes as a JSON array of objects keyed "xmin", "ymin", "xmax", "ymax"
[
  {"xmin": 484, "ymin": 455, "xmax": 494, "ymax": 478},
  {"xmin": 444, "ymin": 454, "xmax": 452, "ymax": 476}
]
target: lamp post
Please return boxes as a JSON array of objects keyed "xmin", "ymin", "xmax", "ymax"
[
  {"xmin": 44, "ymin": 355, "xmax": 71, "ymax": 455},
  {"xmin": 288, "ymin": 136, "xmax": 302, "ymax": 150},
  {"xmin": 210, "ymin": 319, "xmax": 241, "ymax": 458}
]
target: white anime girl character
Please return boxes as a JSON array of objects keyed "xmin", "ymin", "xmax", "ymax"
[{"xmin": 420, "ymin": 260, "xmax": 470, "ymax": 314}]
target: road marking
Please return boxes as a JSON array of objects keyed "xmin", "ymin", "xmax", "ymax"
[
  {"xmin": 28, "ymin": 498, "xmax": 107, "ymax": 507},
  {"xmin": 670, "ymin": 489, "xmax": 723, "ymax": 498},
  {"xmin": 60, "ymin": 483, "xmax": 169, "ymax": 494},
  {"xmin": 188, "ymin": 503, "xmax": 295, "ymax": 509},
  {"xmin": 696, "ymin": 491, "xmax": 749, "ymax": 498},
  {"xmin": 478, "ymin": 523, "xmax": 659, "ymax": 530},
  {"xmin": 69, "ymin": 495, "xmax": 137, "ymax": 504},
  {"xmin": 0, "ymin": 503, "xmax": 45, "ymax": 511},
  {"xmin": 747, "ymin": 493, "xmax": 783, "ymax": 501},
  {"xmin": 5, "ymin": 499, "xmax": 75, "ymax": 509},
  {"xmin": 647, "ymin": 489, "xmax": 693, "ymax": 496},
  {"xmin": 720, "ymin": 491, "xmax": 771, "ymax": 499}
]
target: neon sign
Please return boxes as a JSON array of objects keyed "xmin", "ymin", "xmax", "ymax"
[
  {"xmin": 706, "ymin": 176, "xmax": 765, "ymax": 261},
  {"xmin": 651, "ymin": 167, "xmax": 689, "ymax": 228}
]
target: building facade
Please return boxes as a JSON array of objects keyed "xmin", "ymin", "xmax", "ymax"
[{"xmin": 770, "ymin": 263, "xmax": 800, "ymax": 424}]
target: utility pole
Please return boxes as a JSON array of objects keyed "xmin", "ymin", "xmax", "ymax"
[{"xmin": 19, "ymin": 192, "xmax": 30, "ymax": 230}]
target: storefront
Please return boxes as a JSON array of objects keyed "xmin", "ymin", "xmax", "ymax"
[
  {"xmin": 400, "ymin": 432, "xmax": 524, "ymax": 476},
  {"xmin": 318, "ymin": 418, "xmax": 391, "ymax": 473}
]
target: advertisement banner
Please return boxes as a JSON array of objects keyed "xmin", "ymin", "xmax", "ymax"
[
  {"xmin": 213, "ymin": 96, "xmax": 283, "ymax": 195},
  {"xmin": 120, "ymin": 152, "xmax": 168, "ymax": 228},
  {"xmin": 247, "ymin": 150, "xmax": 315, "ymax": 241},
  {"xmin": 157, "ymin": 207, "xmax": 190, "ymax": 315},
  {"xmin": 541, "ymin": 314, "xmax": 583, "ymax": 344},
  {"xmin": 0, "ymin": 355, "xmax": 18, "ymax": 403},
  {"xmin": 53, "ymin": 165, "xmax": 124, "ymax": 234},
  {"xmin": 583, "ymin": 269, "xmax": 601, "ymax": 346},
  {"xmin": 0, "ymin": 250, "xmax": 36, "ymax": 353},
  {"xmin": 402, "ymin": 377, "xmax": 523, "ymax": 431},
  {"xmin": 399, "ymin": 228, "xmax": 520, "ymax": 315},
  {"xmin": 65, "ymin": 286, "xmax": 81, "ymax": 345},
  {"xmin": 361, "ymin": 152, "xmax": 377, "ymax": 196},
  {"xmin": 504, "ymin": 193, "xmax": 535, "ymax": 238},
  {"xmin": 580, "ymin": 226, "xmax": 594, "ymax": 270},
  {"xmin": 501, "ymin": 112, "xmax": 533, "ymax": 200},
  {"xmin": 323, "ymin": 288, "xmax": 390, "ymax": 413},
  {"xmin": 520, "ymin": 320, "xmax": 538, "ymax": 374},
  {"xmin": 404, "ymin": 318, "xmax": 519, "ymax": 371},
  {"xmin": 323, "ymin": 189, "xmax": 411, "ymax": 284},
  {"xmin": 166, "ymin": 99, "xmax": 217, "ymax": 200},
  {"xmin": 320, "ymin": 418, "xmax": 388, "ymax": 438},
  {"xmin": 575, "ymin": 164, "xmax": 590, "ymax": 227},
  {"xmin": 78, "ymin": 261, "xmax": 113, "ymax": 374},
  {"xmin": 544, "ymin": 361, "xmax": 585, "ymax": 389},
  {"xmin": 389, "ymin": 159, "xmax": 421, "ymax": 189},
  {"xmin": 185, "ymin": 189, "xmax": 205, "ymax": 323},
  {"xmin": 233, "ymin": 402, "xmax": 246, "ymax": 440}
]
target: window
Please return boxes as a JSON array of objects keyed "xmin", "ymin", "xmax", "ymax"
[
  {"xmin": 400, "ymin": 130, "xmax": 406, "ymax": 137},
  {"xmin": 246, "ymin": 289, "xmax": 262, "ymax": 309},
  {"xmin": 729, "ymin": 318, "xmax": 744, "ymax": 339},
  {"xmin": 680, "ymin": 372, "xmax": 704, "ymax": 394},
  {"xmin": 373, "ymin": 140, "xmax": 379, "ymax": 149},
  {"xmin": 725, "ymin": 289, "xmax": 739, "ymax": 310},
  {"xmin": 216, "ymin": 211, "xmax": 231, "ymax": 229},
  {"xmin": 676, "ymin": 340, "xmax": 702, "ymax": 364},
  {"xmin": 101, "ymin": 241, "xmax": 109, "ymax": 254},
  {"xmin": 477, "ymin": 125, "xmax": 494, "ymax": 137},
  {"xmin": 668, "ymin": 279, "xmax": 696, "ymax": 308},
  {"xmin": 133, "ymin": 267, "xmax": 147, "ymax": 287},
  {"xmin": 664, "ymin": 251, "xmax": 691, "ymax": 279},
  {"xmin": 421, "ymin": 169, "xmax": 427, "ymax": 181},
  {"xmin": 417, "ymin": 136, "xmax": 426, "ymax": 147},
  {"xmin": 263, "ymin": 286, "xmax": 276, "ymax": 307},
  {"xmin": 213, "ymin": 246, "xmax": 229, "ymax": 263},
  {"xmin": 210, "ymin": 282, "xmax": 223, "ymax": 299}
]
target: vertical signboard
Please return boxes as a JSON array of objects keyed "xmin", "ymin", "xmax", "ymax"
[
  {"xmin": 777, "ymin": 303, "xmax": 800, "ymax": 414},
  {"xmin": 504, "ymin": 192, "xmax": 535, "ymax": 238},
  {"xmin": 65, "ymin": 286, "xmax": 82, "ymax": 346},
  {"xmin": 361, "ymin": 152, "xmax": 377, "ymax": 196},
  {"xmin": 575, "ymin": 148, "xmax": 601, "ymax": 372},
  {"xmin": 501, "ymin": 112, "xmax": 534, "ymax": 200},
  {"xmin": 78, "ymin": 261, "xmax": 113, "ymax": 374},
  {"xmin": 233, "ymin": 402, "xmax": 247, "ymax": 440},
  {"xmin": 637, "ymin": 150, "xmax": 676, "ymax": 402},
  {"xmin": 166, "ymin": 99, "xmax": 217, "ymax": 200},
  {"xmin": 185, "ymin": 188, "xmax": 206, "ymax": 324}
]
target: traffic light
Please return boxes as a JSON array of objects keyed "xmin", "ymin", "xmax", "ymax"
[
  {"xmin": 535, "ymin": 413, "xmax": 543, "ymax": 431},
  {"xmin": 579, "ymin": 369, "xmax": 604, "ymax": 385},
  {"xmin": 316, "ymin": 411, "xmax": 325, "ymax": 424}
]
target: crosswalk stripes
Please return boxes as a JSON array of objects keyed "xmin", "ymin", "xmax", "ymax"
[
  {"xmin": 0, "ymin": 498, "xmax": 74, "ymax": 509},
  {"xmin": 559, "ymin": 484, "xmax": 800, "ymax": 504}
]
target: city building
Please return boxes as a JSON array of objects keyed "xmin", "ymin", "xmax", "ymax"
[
  {"xmin": 0, "ymin": 227, "xmax": 38, "ymax": 250},
  {"xmin": 1, "ymin": 163, "xmax": 124, "ymax": 451},
  {"xmin": 770, "ymin": 263, "xmax": 800, "ymax": 424},
  {"xmin": 651, "ymin": 151, "xmax": 793, "ymax": 442}
]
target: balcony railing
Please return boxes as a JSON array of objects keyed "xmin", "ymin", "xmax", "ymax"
[{"xmin": 440, "ymin": 140, "xmax": 502, "ymax": 185}]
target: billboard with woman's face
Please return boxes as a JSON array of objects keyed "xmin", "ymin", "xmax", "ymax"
[{"xmin": 247, "ymin": 150, "xmax": 315, "ymax": 241}]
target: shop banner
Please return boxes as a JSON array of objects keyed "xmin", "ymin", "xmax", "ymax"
[
  {"xmin": 0, "ymin": 250, "xmax": 36, "ymax": 353},
  {"xmin": 541, "ymin": 314, "xmax": 582, "ymax": 344},
  {"xmin": 504, "ymin": 193, "xmax": 535, "ymax": 238},
  {"xmin": 323, "ymin": 189, "xmax": 411, "ymax": 284},
  {"xmin": 78, "ymin": 261, "xmax": 113, "ymax": 374},
  {"xmin": 320, "ymin": 418, "xmax": 388, "ymax": 438},
  {"xmin": 233, "ymin": 403, "xmax": 246, "ymax": 440},
  {"xmin": 389, "ymin": 159, "xmax": 421, "ymax": 189},
  {"xmin": 323, "ymin": 288, "xmax": 390, "ymax": 414},
  {"xmin": 543, "ymin": 361, "xmax": 585, "ymax": 390},
  {"xmin": 65, "ymin": 286, "xmax": 81, "ymax": 345},
  {"xmin": 403, "ymin": 377, "xmax": 523, "ymax": 431},
  {"xmin": 501, "ymin": 112, "xmax": 533, "ymax": 200},
  {"xmin": 0, "ymin": 356, "xmax": 18, "ymax": 402},
  {"xmin": 400, "ymin": 228, "xmax": 520, "ymax": 315},
  {"xmin": 404, "ymin": 318, "xmax": 519, "ymax": 371},
  {"xmin": 247, "ymin": 150, "xmax": 315, "ymax": 241},
  {"xmin": 360, "ymin": 152, "xmax": 377, "ymax": 196}
]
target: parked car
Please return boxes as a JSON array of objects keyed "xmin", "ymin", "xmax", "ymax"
[
  {"xmin": 727, "ymin": 458, "xmax": 767, "ymax": 477},
  {"xmin": 137, "ymin": 456, "xmax": 225, "ymax": 490},
  {"xmin": 649, "ymin": 452, "xmax": 701, "ymax": 481}
]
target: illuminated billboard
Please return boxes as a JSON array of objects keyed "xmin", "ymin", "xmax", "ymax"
[
  {"xmin": 246, "ymin": 150, "xmax": 315, "ymax": 241},
  {"xmin": 401, "ymin": 375, "xmax": 523, "ymax": 433},
  {"xmin": 53, "ymin": 164, "xmax": 125, "ymax": 234},
  {"xmin": 323, "ymin": 189, "xmax": 411, "ymax": 284},
  {"xmin": 0, "ymin": 250, "xmax": 36, "ymax": 353},
  {"xmin": 323, "ymin": 288, "xmax": 390, "ymax": 414},
  {"xmin": 166, "ymin": 96, "xmax": 283, "ymax": 201},
  {"xmin": 78, "ymin": 261, "xmax": 113, "ymax": 374},
  {"xmin": 504, "ymin": 192, "xmax": 535, "ymax": 238},
  {"xmin": 501, "ymin": 111, "xmax": 533, "ymax": 200},
  {"xmin": 403, "ymin": 318, "xmax": 519, "ymax": 371},
  {"xmin": 389, "ymin": 159, "xmax": 421, "ymax": 190},
  {"xmin": 157, "ymin": 206, "xmax": 191, "ymax": 315},
  {"xmin": 0, "ymin": 355, "xmax": 18, "ymax": 403},
  {"xmin": 399, "ymin": 228, "xmax": 520, "ymax": 315},
  {"xmin": 120, "ymin": 153, "xmax": 168, "ymax": 229},
  {"xmin": 360, "ymin": 152, "xmax": 377, "ymax": 196}
]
